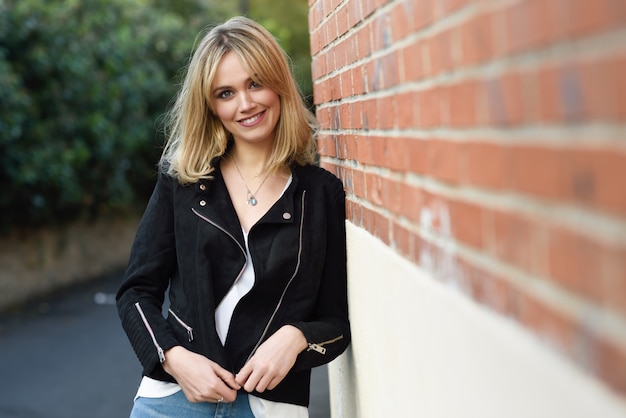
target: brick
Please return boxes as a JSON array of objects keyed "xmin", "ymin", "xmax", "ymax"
[
  {"xmin": 461, "ymin": 141, "xmax": 509, "ymax": 190},
  {"xmin": 579, "ymin": 56, "xmax": 621, "ymax": 121},
  {"xmin": 390, "ymin": 0, "xmax": 412, "ymax": 42},
  {"xmin": 351, "ymin": 65, "xmax": 366, "ymax": 95},
  {"xmin": 399, "ymin": 182, "xmax": 424, "ymax": 223},
  {"xmin": 521, "ymin": 293, "xmax": 578, "ymax": 358},
  {"xmin": 402, "ymin": 40, "xmax": 425, "ymax": 82},
  {"xmin": 340, "ymin": 70, "xmax": 353, "ymax": 99},
  {"xmin": 348, "ymin": 0, "xmax": 363, "ymax": 28},
  {"xmin": 505, "ymin": 0, "xmax": 565, "ymax": 54},
  {"xmin": 448, "ymin": 80, "xmax": 477, "ymax": 127},
  {"xmin": 408, "ymin": 138, "xmax": 429, "ymax": 175},
  {"xmin": 565, "ymin": 0, "xmax": 618, "ymax": 38},
  {"xmin": 429, "ymin": 29, "xmax": 454, "ymax": 75},
  {"xmin": 334, "ymin": 39, "xmax": 347, "ymax": 69},
  {"xmin": 329, "ymin": 74, "xmax": 342, "ymax": 101},
  {"xmin": 360, "ymin": 97, "xmax": 378, "ymax": 130},
  {"xmin": 510, "ymin": 145, "xmax": 569, "ymax": 200},
  {"xmin": 440, "ymin": 0, "xmax": 471, "ymax": 16},
  {"xmin": 537, "ymin": 65, "xmax": 562, "ymax": 121},
  {"xmin": 361, "ymin": 206, "xmax": 390, "ymax": 244},
  {"xmin": 328, "ymin": 104, "xmax": 340, "ymax": 130},
  {"xmin": 595, "ymin": 337, "xmax": 626, "ymax": 395},
  {"xmin": 344, "ymin": 134, "xmax": 358, "ymax": 160},
  {"xmin": 395, "ymin": 91, "xmax": 417, "ymax": 130},
  {"xmin": 352, "ymin": 167, "xmax": 366, "ymax": 199},
  {"xmin": 619, "ymin": 55, "xmax": 626, "ymax": 118},
  {"xmin": 353, "ymin": 134, "xmax": 373, "ymax": 165},
  {"xmin": 382, "ymin": 177, "xmax": 404, "ymax": 216},
  {"xmin": 461, "ymin": 12, "xmax": 493, "ymax": 65},
  {"xmin": 484, "ymin": 73, "xmax": 525, "ymax": 126},
  {"xmin": 347, "ymin": 199, "xmax": 361, "ymax": 225},
  {"xmin": 426, "ymin": 139, "xmax": 461, "ymax": 184},
  {"xmin": 365, "ymin": 172, "xmax": 384, "ymax": 206},
  {"xmin": 361, "ymin": 0, "xmax": 377, "ymax": 20},
  {"xmin": 449, "ymin": 199, "xmax": 484, "ymax": 249},
  {"xmin": 345, "ymin": 35, "xmax": 358, "ymax": 66},
  {"xmin": 377, "ymin": 95, "xmax": 395, "ymax": 129},
  {"xmin": 548, "ymin": 226, "xmax": 604, "ymax": 301},
  {"xmin": 418, "ymin": 86, "xmax": 442, "ymax": 127},
  {"xmin": 385, "ymin": 137, "xmax": 410, "ymax": 171},
  {"xmin": 356, "ymin": 23, "xmax": 372, "ymax": 60},
  {"xmin": 336, "ymin": 4, "xmax": 350, "ymax": 37},
  {"xmin": 391, "ymin": 222, "xmax": 412, "ymax": 258},
  {"xmin": 567, "ymin": 148, "xmax": 626, "ymax": 214},
  {"xmin": 484, "ymin": 209, "xmax": 533, "ymax": 271},
  {"xmin": 419, "ymin": 191, "xmax": 454, "ymax": 236}
]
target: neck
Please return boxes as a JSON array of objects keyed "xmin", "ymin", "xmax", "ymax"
[{"xmin": 229, "ymin": 143, "xmax": 272, "ymax": 176}]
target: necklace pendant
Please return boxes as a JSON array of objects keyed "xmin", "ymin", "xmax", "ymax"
[{"xmin": 249, "ymin": 197, "xmax": 258, "ymax": 206}]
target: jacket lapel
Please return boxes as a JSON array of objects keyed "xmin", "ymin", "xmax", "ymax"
[{"xmin": 192, "ymin": 167, "xmax": 246, "ymax": 247}]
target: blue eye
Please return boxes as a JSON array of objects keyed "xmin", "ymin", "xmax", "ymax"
[
  {"xmin": 250, "ymin": 81, "xmax": 261, "ymax": 89},
  {"xmin": 217, "ymin": 90, "xmax": 233, "ymax": 99}
]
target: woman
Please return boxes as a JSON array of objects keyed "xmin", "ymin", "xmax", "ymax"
[{"xmin": 116, "ymin": 16, "xmax": 350, "ymax": 418}]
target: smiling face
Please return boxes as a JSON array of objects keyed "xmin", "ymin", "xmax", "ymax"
[{"xmin": 209, "ymin": 51, "xmax": 281, "ymax": 147}]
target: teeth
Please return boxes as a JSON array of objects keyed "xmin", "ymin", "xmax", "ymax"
[{"xmin": 241, "ymin": 112, "xmax": 262, "ymax": 124}]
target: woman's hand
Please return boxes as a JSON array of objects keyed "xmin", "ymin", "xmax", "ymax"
[
  {"xmin": 163, "ymin": 346, "xmax": 240, "ymax": 403},
  {"xmin": 236, "ymin": 325, "xmax": 308, "ymax": 393}
]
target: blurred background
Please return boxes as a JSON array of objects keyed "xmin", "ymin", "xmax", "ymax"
[{"xmin": 0, "ymin": 0, "xmax": 312, "ymax": 310}]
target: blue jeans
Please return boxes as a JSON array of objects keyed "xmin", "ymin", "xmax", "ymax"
[{"xmin": 130, "ymin": 390, "xmax": 256, "ymax": 418}]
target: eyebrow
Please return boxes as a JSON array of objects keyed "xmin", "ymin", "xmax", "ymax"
[{"xmin": 211, "ymin": 77, "xmax": 255, "ymax": 95}]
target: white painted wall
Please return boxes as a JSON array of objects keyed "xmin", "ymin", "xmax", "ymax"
[{"xmin": 328, "ymin": 223, "xmax": 626, "ymax": 418}]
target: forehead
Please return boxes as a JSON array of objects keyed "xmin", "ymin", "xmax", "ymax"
[{"xmin": 212, "ymin": 52, "xmax": 252, "ymax": 87}]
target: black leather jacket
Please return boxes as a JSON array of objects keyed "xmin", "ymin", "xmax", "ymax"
[{"xmin": 116, "ymin": 161, "xmax": 350, "ymax": 407}]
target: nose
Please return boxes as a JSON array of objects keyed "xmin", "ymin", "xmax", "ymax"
[{"xmin": 238, "ymin": 91, "xmax": 256, "ymax": 112}]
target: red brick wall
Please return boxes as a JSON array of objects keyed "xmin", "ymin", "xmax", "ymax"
[{"xmin": 309, "ymin": 0, "xmax": 626, "ymax": 395}]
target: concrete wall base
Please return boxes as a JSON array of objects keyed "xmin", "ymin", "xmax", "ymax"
[{"xmin": 0, "ymin": 216, "xmax": 139, "ymax": 312}]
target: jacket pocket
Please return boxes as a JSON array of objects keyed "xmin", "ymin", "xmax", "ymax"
[
  {"xmin": 135, "ymin": 302, "xmax": 165, "ymax": 363},
  {"xmin": 168, "ymin": 308, "xmax": 194, "ymax": 343}
]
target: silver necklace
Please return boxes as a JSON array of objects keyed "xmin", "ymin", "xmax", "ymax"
[{"xmin": 231, "ymin": 156, "xmax": 271, "ymax": 206}]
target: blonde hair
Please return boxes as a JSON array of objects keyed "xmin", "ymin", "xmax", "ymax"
[{"xmin": 160, "ymin": 16, "xmax": 318, "ymax": 183}]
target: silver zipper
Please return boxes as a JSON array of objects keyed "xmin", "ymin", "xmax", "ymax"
[
  {"xmin": 168, "ymin": 309, "xmax": 194, "ymax": 342},
  {"xmin": 245, "ymin": 191, "xmax": 307, "ymax": 363},
  {"xmin": 307, "ymin": 335, "xmax": 344, "ymax": 354},
  {"xmin": 191, "ymin": 207, "xmax": 247, "ymax": 305},
  {"xmin": 135, "ymin": 302, "xmax": 165, "ymax": 363}
]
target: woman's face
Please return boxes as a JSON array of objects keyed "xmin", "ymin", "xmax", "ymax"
[{"xmin": 210, "ymin": 51, "xmax": 280, "ymax": 147}]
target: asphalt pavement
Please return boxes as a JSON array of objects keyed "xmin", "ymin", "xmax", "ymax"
[{"xmin": 0, "ymin": 272, "xmax": 330, "ymax": 418}]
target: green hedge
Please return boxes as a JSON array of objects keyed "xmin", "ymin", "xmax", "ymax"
[{"xmin": 0, "ymin": 0, "xmax": 220, "ymax": 232}]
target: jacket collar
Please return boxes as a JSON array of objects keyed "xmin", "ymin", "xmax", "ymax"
[{"xmin": 192, "ymin": 161, "xmax": 300, "ymax": 244}]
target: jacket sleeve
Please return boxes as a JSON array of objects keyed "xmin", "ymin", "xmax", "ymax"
[
  {"xmin": 289, "ymin": 174, "xmax": 351, "ymax": 371},
  {"xmin": 116, "ymin": 170, "xmax": 180, "ymax": 381}
]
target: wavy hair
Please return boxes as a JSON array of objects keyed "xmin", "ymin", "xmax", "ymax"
[{"xmin": 160, "ymin": 16, "xmax": 318, "ymax": 183}]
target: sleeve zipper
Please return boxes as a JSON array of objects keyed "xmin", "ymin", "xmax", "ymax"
[
  {"xmin": 307, "ymin": 335, "xmax": 344, "ymax": 355},
  {"xmin": 135, "ymin": 302, "xmax": 166, "ymax": 363}
]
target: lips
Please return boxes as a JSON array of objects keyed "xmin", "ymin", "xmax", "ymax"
[{"xmin": 238, "ymin": 110, "xmax": 266, "ymax": 127}]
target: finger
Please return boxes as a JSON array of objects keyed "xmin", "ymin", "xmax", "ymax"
[
  {"xmin": 210, "ymin": 382, "xmax": 238, "ymax": 403},
  {"xmin": 266, "ymin": 376, "xmax": 281, "ymax": 391},
  {"xmin": 235, "ymin": 365, "xmax": 253, "ymax": 387},
  {"xmin": 215, "ymin": 368, "xmax": 241, "ymax": 390},
  {"xmin": 254, "ymin": 373, "xmax": 273, "ymax": 393},
  {"xmin": 241, "ymin": 369, "xmax": 262, "ymax": 393}
]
